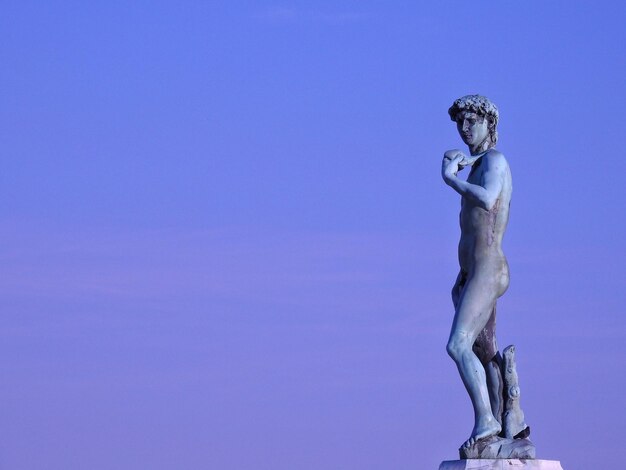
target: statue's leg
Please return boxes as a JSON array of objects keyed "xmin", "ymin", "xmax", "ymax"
[
  {"xmin": 473, "ymin": 305, "xmax": 504, "ymax": 425},
  {"xmin": 451, "ymin": 270, "xmax": 465, "ymax": 309},
  {"xmin": 486, "ymin": 353, "xmax": 504, "ymax": 426},
  {"xmin": 447, "ymin": 272, "xmax": 502, "ymax": 447}
]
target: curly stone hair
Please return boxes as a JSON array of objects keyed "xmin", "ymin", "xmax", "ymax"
[{"xmin": 448, "ymin": 95, "xmax": 499, "ymax": 147}]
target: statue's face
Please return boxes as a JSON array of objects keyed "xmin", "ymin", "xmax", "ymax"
[{"xmin": 455, "ymin": 111, "xmax": 490, "ymax": 147}]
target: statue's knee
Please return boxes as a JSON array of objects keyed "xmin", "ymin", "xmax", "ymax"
[
  {"xmin": 446, "ymin": 336, "xmax": 470, "ymax": 361},
  {"xmin": 446, "ymin": 341, "xmax": 457, "ymax": 360}
]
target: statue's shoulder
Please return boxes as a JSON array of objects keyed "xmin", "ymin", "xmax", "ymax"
[
  {"xmin": 485, "ymin": 148, "xmax": 505, "ymax": 159},
  {"xmin": 484, "ymin": 148, "xmax": 509, "ymax": 167}
]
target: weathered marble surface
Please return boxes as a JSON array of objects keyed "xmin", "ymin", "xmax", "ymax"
[{"xmin": 439, "ymin": 459, "xmax": 564, "ymax": 470}]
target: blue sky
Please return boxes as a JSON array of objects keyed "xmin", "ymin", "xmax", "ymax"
[{"xmin": 1, "ymin": 1, "xmax": 625, "ymax": 469}]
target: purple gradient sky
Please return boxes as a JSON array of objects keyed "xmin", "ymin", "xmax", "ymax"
[{"xmin": 1, "ymin": 1, "xmax": 625, "ymax": 469}]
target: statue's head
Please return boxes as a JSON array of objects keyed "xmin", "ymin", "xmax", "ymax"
[{"xmin": 448, "ymin": 95, "xmax": 499, "ymax": 150}]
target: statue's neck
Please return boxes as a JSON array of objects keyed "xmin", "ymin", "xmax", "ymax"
[{"xmin": 469, "ymin": 138, "xmax": 493, "ymax": 156}]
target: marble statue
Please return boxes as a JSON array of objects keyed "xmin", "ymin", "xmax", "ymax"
[{"xmin": 441, "ymin": 95, "xmax": 533, "ymax": 460}]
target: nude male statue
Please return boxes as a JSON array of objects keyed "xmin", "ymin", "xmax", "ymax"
[{"xmin": 441, "ymin": 95, "xmax": 513, "ymax": 450}]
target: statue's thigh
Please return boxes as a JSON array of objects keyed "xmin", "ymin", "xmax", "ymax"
[
  {"xmin": 451, "ymin": 270, "xmax": 466, "ymax": 308},
  {"xmin": 451, "ymin": 275, "xmax": 498, "ymax": 339}
]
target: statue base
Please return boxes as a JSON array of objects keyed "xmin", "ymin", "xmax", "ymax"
[
  {"xmin": 439, "ymin": 460, "xmax": 564, "ymax": 470},
  {"xmin": 459, "ymin": 435, "xmax": 535, "ymax": 459}
]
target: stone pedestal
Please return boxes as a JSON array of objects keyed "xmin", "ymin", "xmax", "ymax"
[{"xmin": 439, "ymin": 460, "xmax": 563, "ymax": 470}]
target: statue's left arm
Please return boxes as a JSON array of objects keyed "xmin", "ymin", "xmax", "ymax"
[{"xmin": 442, "ymin": 151, "xmax": 506, "ymax": 211}]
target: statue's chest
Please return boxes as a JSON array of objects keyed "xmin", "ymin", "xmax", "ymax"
[{"xmin": 466, "ymin": 162, "xmax": 485, "ymax": 185}]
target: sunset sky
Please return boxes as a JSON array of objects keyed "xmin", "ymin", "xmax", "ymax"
[{"xmin": 1, "ymin": 1, "xmax": 625, "ymax": 469}]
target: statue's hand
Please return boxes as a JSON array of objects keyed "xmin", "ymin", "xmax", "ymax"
[
  {"xmin": 444, "ymin": 149, "xmax": 466, "ymax": 162},
  {"xmin": 442, "ymin": 150, "xmax": 466, "ymax": 182}
]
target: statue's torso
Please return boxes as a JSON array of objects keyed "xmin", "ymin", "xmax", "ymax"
[{"xmin": 458, "ymin": 154, "xmax": 512, "ymax": 278}]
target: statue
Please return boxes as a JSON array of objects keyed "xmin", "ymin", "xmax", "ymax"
[{"xmin": 441, "ymin": 95, "xmax": 532, "ymax": 460}]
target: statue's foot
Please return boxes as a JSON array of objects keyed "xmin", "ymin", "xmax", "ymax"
[{"xmin": 462, "ymin": 418, "xmax": 502, "ymax": 449}]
